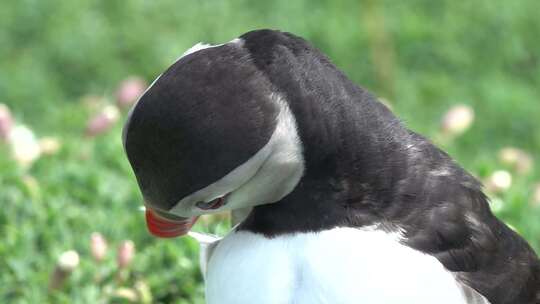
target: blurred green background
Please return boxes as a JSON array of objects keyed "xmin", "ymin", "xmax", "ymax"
[{"xmin": 1, "ymin": 0, "xmax": 539, "ymax": 303}]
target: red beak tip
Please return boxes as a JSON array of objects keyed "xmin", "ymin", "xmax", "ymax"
[{"xmin": 145, "ymin": 209, "xmax": 197, "ymax": 238}]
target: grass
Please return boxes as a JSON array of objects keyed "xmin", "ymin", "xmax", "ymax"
[{"xmin": 1, "ymin": 0, "xmax": 539, "ymax": 302}]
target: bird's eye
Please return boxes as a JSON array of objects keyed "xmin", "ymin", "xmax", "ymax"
[{"xmin": 196, "ymin": 196, "xmax": 226, "ymax": 210}]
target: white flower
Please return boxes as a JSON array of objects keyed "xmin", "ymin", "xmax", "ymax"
[
  {"xmin": 485, "ymin": 170, "xmax": 512, "ymax": 194},
  {"xmin": 49, "ymin": 250, "xmax": 80, "ymax": 290},
  {"xmin": 8, "ymin": 125, "xmax": 41, "ymax": 167},
  {"xmin": 498, "ymin": 147, "xmax": 533, "ymax": 175},
  {"xmin": 57, "ymin": 250, "xmax": 80, "ymax": 272},
  {"xmin": 441, "ymin": 104, "xmax": 475, "ymax": 137}
]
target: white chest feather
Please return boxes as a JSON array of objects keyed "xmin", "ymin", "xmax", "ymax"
[{"xmin": 205, "ymin": 227, "xmax": 475, "ymax": 304}]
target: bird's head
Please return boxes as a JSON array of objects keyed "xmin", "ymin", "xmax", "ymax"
[{"xmin": 122, "ymin": 35, "xmax": 305, "ymax": 237}]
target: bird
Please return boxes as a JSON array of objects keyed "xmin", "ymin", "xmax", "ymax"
[{"xmin": 122, "ymin": 29, "xmax": 540, "ymax": 304}]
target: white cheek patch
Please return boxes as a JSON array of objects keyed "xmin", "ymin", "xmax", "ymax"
[
  {"xmin": 171, "ymin": 140, "xmax": 274, "ymax": 215},
  {"xmin": 169, "ymin": 93, "xmax": 305, "ymax": 217},
  {"xmin": 226, "ymin": 94, "xmax": 304, "ymax": 210}
]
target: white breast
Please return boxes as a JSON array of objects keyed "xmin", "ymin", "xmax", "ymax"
[{"xmin": 205, "ymin": 227, "xmax": 475, "ymax": 304}]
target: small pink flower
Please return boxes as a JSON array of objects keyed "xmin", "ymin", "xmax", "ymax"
[
  {"xmin": 0, "ymin": 103, "xmax": 14, "ymax": 141},
  {"xmin": 115, "ymin": 77, "xmax": 147, "ymax": 109},
  {"xmin": 90, "ymin": 232, "xmax": 108, "ymax": 262},
  {"xmin": 117, "ymin": 240, "xmax": 135, "ymax": 269},
  {"xmin": 85, "ymin": 105, "xmax": 120, "ymax": 137}
]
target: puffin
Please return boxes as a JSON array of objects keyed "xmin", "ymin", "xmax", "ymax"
[{"xmin": 122, "ymin": 29, "xmax": 540, "ymax": 304}]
